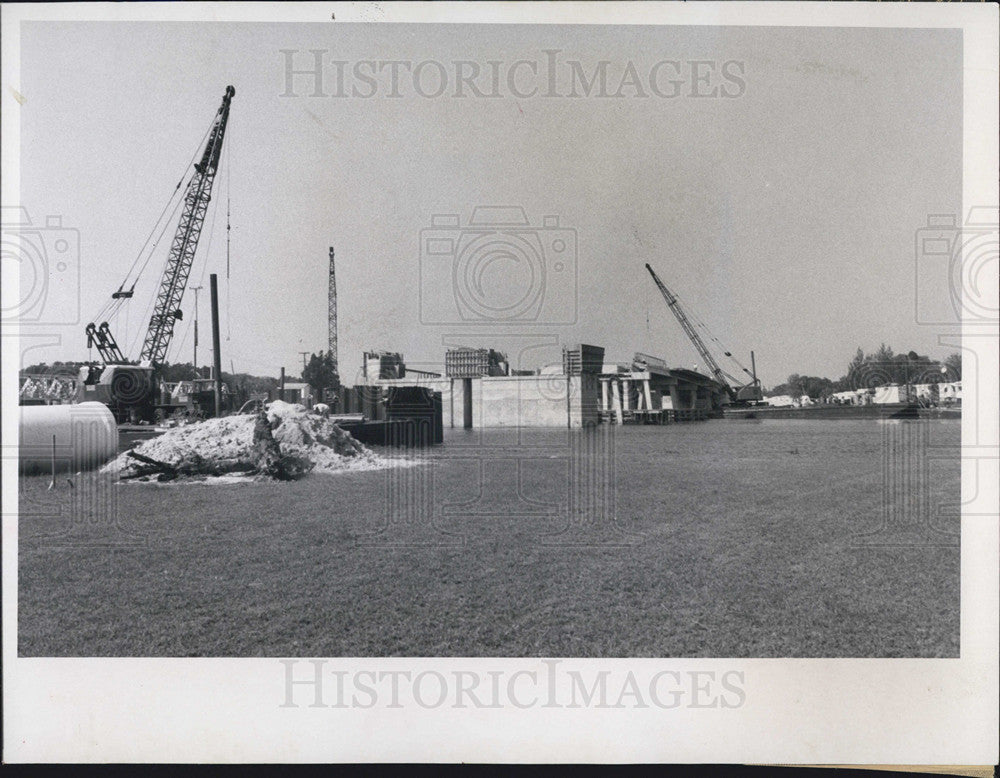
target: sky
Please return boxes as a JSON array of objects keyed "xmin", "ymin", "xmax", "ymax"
[{"xmin": 15, "ymin": 21, "xmax": 962, "ymax": 387}]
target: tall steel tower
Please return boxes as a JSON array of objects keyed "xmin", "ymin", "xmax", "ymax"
[{"xmin": 328, "ymin": 246, "xmax": 339, "ymax": 380}]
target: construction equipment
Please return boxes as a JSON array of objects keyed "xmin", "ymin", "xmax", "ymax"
[
  {"xmin": 444, "ymin": 347, "xmax": 508, "ymax": 378},
  {"xmin": 80, "ymin": 86, "xmax": 235, "ymax": 422},
  {"xmin": 644, "ymin": 263, "xmax": 763, "ymax": 406},
  {"xmin": 562, "ymin": 344, "xmax": 605, "ymax": 376},
  {"xmin": 363, "ymin": 351, "xmax": 406, "ymax": 380}
]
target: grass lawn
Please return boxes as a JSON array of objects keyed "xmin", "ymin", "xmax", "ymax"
[{"xmin": 17, "ymin": 420, "xmax": 960, "ymax": 657}]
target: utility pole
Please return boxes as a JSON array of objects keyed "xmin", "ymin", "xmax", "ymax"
[
  {"xmin": 210, "ymin": 274, "xmax": 223, "ymax": 417},
  {"xmin": 299, "ymin": 351, "xmax": 310, "ymax": 373},
  {"xmin": 191, "ymin": 285, "xmax": 203, "ymax": 377}
]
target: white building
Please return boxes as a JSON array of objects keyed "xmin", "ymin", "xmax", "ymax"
[
  {"xmin": 281, "ymin": 382, "xmax": 313, "ymax": 406},
  {"xmin": 872, "ymin": 385, "xmax": 919, "ymax": 404},
  {"xmin": 832, "ymin": 389, "xmax": 868, "ymax": 405},
  {"xmin": 940, "ymin": 381, "xmax": 962, "ymax": 404}
]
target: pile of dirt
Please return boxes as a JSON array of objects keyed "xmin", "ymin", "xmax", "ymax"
[{"xmin": 102, "ymin": 401, "xmax": 391, "ymax": 481}]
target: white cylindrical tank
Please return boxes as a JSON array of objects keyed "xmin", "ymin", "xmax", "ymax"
[{"xmin": 19, "ymin": 402, "xmax": 118, "ymax": 475}]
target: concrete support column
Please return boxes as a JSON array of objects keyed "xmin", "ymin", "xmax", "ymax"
[
  {"xmin": 611, "ymin": 380, "xmax": 623, "ymax": 424},
  {"xmin": 622, "ymin": 379, "xmax": 631, "ymax": 411},
  {"xmin": 601, "ymin": 379, "xmax": 609, "ymax": 412},
  {"xmin": 462, "ymin": 378, "xmax": 473, "ymax": 429},
  {"xmin": 643, "ymin": 379, "xmax": 653, "ymax": 412}
]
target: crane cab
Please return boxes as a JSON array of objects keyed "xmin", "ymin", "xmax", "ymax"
[
  {"xmin": 77, "ymin": 363, "xmax": 156, "ymax": 424},
  {"xmin": 735, "ymin": 383, "xmax": 764, "ymax": 404}
]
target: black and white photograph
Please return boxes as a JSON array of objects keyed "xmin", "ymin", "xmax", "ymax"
[{"xmin": 3, "ymin": 1, "xmax": 997, "ymax": 766}]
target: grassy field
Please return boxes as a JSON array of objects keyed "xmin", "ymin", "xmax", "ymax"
[{"xmin": 18, "ymin": 419, "xmax": 960, "ymax": 657}]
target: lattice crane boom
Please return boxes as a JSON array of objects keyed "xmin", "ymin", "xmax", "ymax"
[
  {"xmin": 644, "ymin": 263, "xmax": 735, "ymax": 398},
  {"xmin": 138, "ymin": 85, "xmax": 235, "ymax": 366}
]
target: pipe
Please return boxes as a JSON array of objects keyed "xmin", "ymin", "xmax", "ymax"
[{"xmin": 19, "ymin": 402, "xmax": 117, "ymax": 474}]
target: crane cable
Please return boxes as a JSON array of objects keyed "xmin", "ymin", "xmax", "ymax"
[
  {"xmin": 90, "ymin": 118, "xmax": 215, "ymax": 327},
  {"xmin": 107, "ymin": 186, "xmax": 188, "ymax": 334},
  {"xmin": 121, "ymin": 184, "xmax": 191, "ymax": 359},
  {"xmin": 684, "ymin": 301, "xmax": 754, "ymax": 382}
]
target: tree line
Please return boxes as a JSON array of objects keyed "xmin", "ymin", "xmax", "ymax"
[{"xmin": 767, "ymin": 345, "xmax": 961, "ymax": 400}]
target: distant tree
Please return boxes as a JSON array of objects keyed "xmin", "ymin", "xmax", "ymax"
[
  {"xmin": 158, "ymin": 362, "xmax": 201, "ymax": 382},
  {"xmin": 302, "ymin": 351, "xmax": 340, "ymax": 399},
  {"xmin": 944, "ymin": 352, "xmax": 962, "ymax": 380},
  {"xmin": 21, "ymin": 361, "xmax": 86, "ymax": 375},
  {"xmin": 772, "ymin": 346, "xmax": 957, "ymax": 398},
  {"xmin": 847, "ymin": 347, "xmax": 866, "ymax": 376},
  {"xmin": 836, "ymin": 347, "xmax": 869, "ymax": 391},
  {"xmin": 768, "ymin": 374, "xmax": 833, "ymax": 399},
  {"xmin": 872, "ymin": 343, "xmax": 895, "ymax": 364},
  {"xmin": 795, "ymin": 375, "xmax": 833, "ymax": 399}
]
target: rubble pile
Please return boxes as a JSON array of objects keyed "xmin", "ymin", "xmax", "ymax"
[{"xmin": 102, "ymin": 401, "xmax": 391, "ymax": 481}]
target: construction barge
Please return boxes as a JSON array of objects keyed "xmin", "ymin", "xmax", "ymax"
[{"xmin": 723, "ymin": 403, "xmax": 961, "ymax": 421}]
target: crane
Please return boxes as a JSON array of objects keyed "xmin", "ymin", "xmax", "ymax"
[
  {"xmin": 141, "ymin": 85, "xmax": 235, "ymax": 366},
  {"xmin": 81, "ymin": 86, "xmax": 235, "ymax": 422},
  {"xmin": 644, "ymin": 263, "xmax": 763, "ymax": 406}
]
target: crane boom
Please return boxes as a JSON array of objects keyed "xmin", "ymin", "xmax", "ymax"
[
  {"xmin": 85, "ymin": 322, "xmax": 128, "ymax": 364},
  {"xmin": 644, "ymin": 263, "xmax": 734, "ymax": 397},
  {"xmin": 139, "ymin": 85, "xmax": 235, "ymax": 366}
]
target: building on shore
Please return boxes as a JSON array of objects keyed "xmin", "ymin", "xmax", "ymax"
[{"xmin": 280, "ymin": 382, "xmax": 313, "ymax": 406}]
